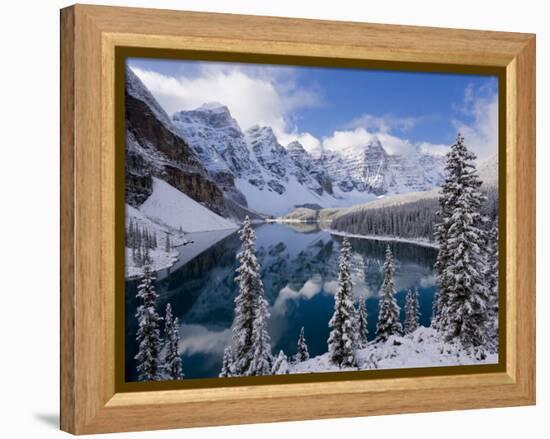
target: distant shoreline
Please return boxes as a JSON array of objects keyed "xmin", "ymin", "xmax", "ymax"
[{"xmin": 325, "ymin": 228, "xmax": 439, "ymax": 249}]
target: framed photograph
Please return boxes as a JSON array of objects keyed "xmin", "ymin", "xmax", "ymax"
[{"xmin": 60, "ymin": 4, "xmax": 536, "ymax": 434}]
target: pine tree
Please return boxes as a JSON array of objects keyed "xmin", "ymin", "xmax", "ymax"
[
  {"xmin": 232, "ymin": 216, "xmax": 272, "ymax": 376},
  {"xmin": 356, "ymin": 296, "xmax": 369, "ymax": 348},
  {"xmin": 432, "ymin": 133, "xmax": 489, "ymax": 348},
  {"xmin": 431, "ymin": 289, "xmax": 440, "ymax": 328},
  {"xmin": 144, "ymin": 228, "xmax": 150, "ymax": 249},
  {"xmin": 271, "ymin": 350, "xmax": 289, "ymax": 375},
  {"xmin": 165, "ymin": 232, "xmax": 171, "ymax": 253},
  {"xmin": 163, "ymin": 303, "xmax": 183, "ymax": 380},
  {"xmin": 376, "ymin": 245, "xmax": 402, "ymax": 341},
  {"xmin": 136, "ymin": 243, "xmax": 143, "ymax": 267},
  {"xmin": 134, "ymin": 265, "xmax": 163, "ymax": 381},
  {"xmin": 404, "ymin": 288, "xmax": 420, "ymax": 335},
  {"xmin": 248, "ymin": 290, "xmax": 272, "ymax": 375},
  {"xmin": 219, "ymin": 346, "xmax": 235, "ymax": 378},
  {"xmin": 328, "ymin": 238, "xmax": 356, "ymax": 367},
  {"xmin": 295, "ymin": 327, "xmax": 310, "ymax": 362},
  {"xmin": 143, "ymin": 242, "xmax": 151, "ymax": 265},
  {"xmin": 485, "ymin": 219, "xmax": 499, "ymax": 350}
]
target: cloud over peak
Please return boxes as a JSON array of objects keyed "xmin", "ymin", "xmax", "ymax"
[{"xmin": 131, "ymin": 63, "xmax": 498, "ymax": 162}]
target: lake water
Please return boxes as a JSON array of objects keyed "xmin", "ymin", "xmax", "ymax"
[{"xmin": 125, "ymin": 222, "xmax": 438, "ymax": 381}]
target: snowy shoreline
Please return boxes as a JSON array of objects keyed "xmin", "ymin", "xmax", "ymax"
[
  {"xmin": 325, "ymin": 228, "xmax": 439, "ymax": 249},
  {"xmin": 289, "ymin": 327, "xmax": 497, "ymax": 375}
]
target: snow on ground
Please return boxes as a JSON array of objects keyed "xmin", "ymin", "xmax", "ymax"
[
  {"xmin": 235, "ymin": 176, "xmax": 333, "ymax": 217},
  {"xmin": 289, "ymin": 327, "xmax": 497, "ymax": 375},
  {"xmin": 236, "ymin": 174, "xmax": 384, "ymax": 217},
  {"xmin": 140, "ymin": 177, "xmax": 237, "ymax": 232},
  {"xmin": 326, "ymin": 229, "xmax": 439, "ymax": 249},
  {"xmin": 125, "ymin": 204, "xmax": 189, "ymax": 278},
  {"xmin": 125, "ymin": 247, "xmax": 179, "ymax": 279}
]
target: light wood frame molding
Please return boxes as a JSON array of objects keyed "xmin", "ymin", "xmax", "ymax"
[{"xmin": 60, "ymin": 4, "xmax": 536, "ymax": 434}]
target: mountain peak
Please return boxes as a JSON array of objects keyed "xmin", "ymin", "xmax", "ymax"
[
  {"xmin": 172, "ymin": 103, "xmax": 239, "ymax": 131},
  {"xmin": 366, "ymin": 136, "xmax": 384, "ymax": 149},
  {"xmin": 246, "ymin": 125, "xmax": 278, "ymax": 142},
  {"xmin": 196, "ymin": 102, "xmax": 229, "ymax": 112},
  {"xmin": 286, "ymin": 140, "xmax": 306, "ymax": 152}
]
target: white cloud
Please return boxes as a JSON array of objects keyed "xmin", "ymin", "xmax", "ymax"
[
  {"xmin": 177, "ymin": 324, "xmax": 231, "ymax": 355},
  {"xmin": 131, "ymin": 65, "xmax": 322, "ymax": 150},
  {"xmin": 272, "ymin": 276, "xmax": 324, "ymax": 315},
  {"xmin": 277, "ymin": 131, "xmax": 322, "ymax": 155},
  {"xmin": 344, "ymin": 113, "xmax": 419, "ymax": 133},
  {"xmin": 322, "ymin": 83, "xmax": 498, "ymax": 160},
  {"xmin": 452, "ymin": 85, "xmax": 498, "ymax": 161},
  {"xmin": 322, "ymin": 128, "xmax": 418, "ymax": 156},
  {"xmin": 132, "ymin": 64, "xmax": 497, "ymax": 161},
  {"xmin": 322, "ymin": 128, "xmax": 375, "ymax": 152},
  {"xmin": 417, "ymin": 141, "xmax": 449, "ymax": 157}
]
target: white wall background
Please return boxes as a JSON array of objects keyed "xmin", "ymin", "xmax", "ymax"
[{"xmin": 0, "ymin": 0, "xmax": 546, "ymax": 437}]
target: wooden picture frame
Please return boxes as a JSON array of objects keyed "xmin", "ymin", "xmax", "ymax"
[{"xmin": 60, "ymin": 4, "xmax": 536, "ymax": 434}]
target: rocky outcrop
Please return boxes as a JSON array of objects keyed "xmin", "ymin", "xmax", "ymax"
[{"xmin": 125, "ymin": 69, "xmax": 226, "ymax": 216}]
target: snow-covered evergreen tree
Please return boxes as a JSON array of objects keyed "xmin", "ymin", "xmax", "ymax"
[
  {"xmin": 143, "ymin": 242, "xmax": 151, "ymax": 265},
  {"xmin": 165, "ymin": 232, "xmax": 171, "ymax": 253},
  {"xmin": 485, "ymin": 219, "xmax": 499, "ymax": 350},
  {"xmin": 248, "ymin": 290, "xmax": 272, "ymax": 375},
  {"xmin": 271, "ymin": 350, "xmax": 289, "ymax": 375},
  {"xmin": 328, "ymin": 238, "xmax": 356, "ymax": 367},
  {"xmin": 163, "ymin": 303, "xmax": 183, "ymax": 380},
  {"xmin": 219, "ymin": 346, "xmax": 235, "ymax": 378},
  {"xmin": 232, "ymin": 216, "xmax": 272, "ymax": 376},
  {"xmin": 432, "ymin": 133, "xmax": 489, "ymax": 348},
  {"xmin": 376, "ymin": 245, "xmax": 402, "ymax": 341},
  {"xmin": 295, "ymin": 327, "xmax": 310, "ymax": 362},
  {"xmin": 404, "ymin": 288, "xmax": 420, "ymax": 334},
  {"xmin": 134, "ymin": 265, "xmax": 163, "ymax": 381},
  {"xmin": 431, "ymin": 289, "xmax": 440, "ymax": 328},
  {"xmin": 356, "ymin": 296, "xmax": 369, "ymax": 348}
]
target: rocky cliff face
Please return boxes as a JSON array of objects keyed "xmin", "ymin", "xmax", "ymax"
[
  {"xmin": 287, "ymin": 141, "xmax": 333, "ymax": 195},
  {"xmin": 125, "ymin": 68, "xmax": 226, "ymax": 216},
  {"xmin": 172, "ymin": 103, "xmax": 258, "ymax": 206}
]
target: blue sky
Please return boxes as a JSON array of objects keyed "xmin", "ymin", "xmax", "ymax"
[{"xmin": 128, "ymin": 58, "xmax": 498, "ymax": 160}]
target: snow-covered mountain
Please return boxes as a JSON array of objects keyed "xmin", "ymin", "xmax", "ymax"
[
  {"xmin": 125, "ymin": 68, "xmax": 261, "ymax": 224},
  {"xmin": 125, "ymin": 68, "xmax": 226, "ymax": 214},
  {"xmin": 127, "ymin": 66, "xmax": 447, "ymax": 218},
  {"xmin": 170, "ymin": 103, "xmax": 446, "ymax": 216},
  {"xmin": 321, "ymin": 138, "xmax": 446, "ymax": 195},
  {"xmin": 170, "ymin": 105, "xmax": 338, "ymax": 215}
]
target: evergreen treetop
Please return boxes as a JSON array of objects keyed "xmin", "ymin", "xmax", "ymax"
[
  {"xmin": 356, "ymin": 296, "xmax": 369, "ymax": 348},
  {"xmin": 134, "ymin": 265, "xmax": 163, "ymax": 381},
  {"xmin": 296, "ymin": 327, "xmax": 310, "ymax": 362},
  {"xmin": 376, "ymin": 245, "xmax": 402, "ymax": 341},
  {"xmin": 404, "ymin": 288, "xmax": 420, "ymax": 335},
  {"xmin": 328, "ymin": 238, "xmax": 357, "ymax": 367},
  {"xmin": 163, "ymin": 303, "xmax": 183, "ymax": 380}
]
